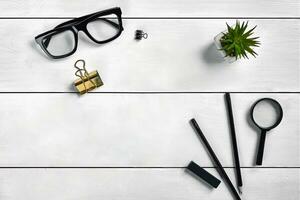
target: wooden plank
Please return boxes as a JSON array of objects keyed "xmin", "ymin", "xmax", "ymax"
[
  {"xmin": 0, "ymin": 19, "xmax": 299, "ymax": 92},
  {"xmin": 0, "ymin": 93, "xmax": 298, "ymax": 167},
  {"xmin": 0, "ymin": 0, "xmax": 299, "ymax": 17},
  {"xmin": 0, "ymin": 168, "xmax": 298, "ymax": 199}
]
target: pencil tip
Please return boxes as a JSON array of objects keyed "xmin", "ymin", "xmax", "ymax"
[{"xmin": 238, "ymin": 186, "xmax": 243, "ymax": 194}]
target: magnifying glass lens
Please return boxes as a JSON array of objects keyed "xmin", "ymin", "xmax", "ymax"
[{"xmin": 252, "ymin": 100, "xmax": 280, "ymax": 129}]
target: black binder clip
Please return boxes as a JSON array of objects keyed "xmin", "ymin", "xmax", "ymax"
[{"xmin": 135, "ymin": 30, "xmax": 148, "ymax": 40}]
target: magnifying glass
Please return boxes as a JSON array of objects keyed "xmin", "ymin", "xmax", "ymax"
[{"xmin": 250, "ymin": 98, "xmax": 283, "ymax": 165}]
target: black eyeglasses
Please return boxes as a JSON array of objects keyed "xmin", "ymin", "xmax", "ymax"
[{"xmin": 35, "ymin": 7, "xmax": 123, "ymax": 59}]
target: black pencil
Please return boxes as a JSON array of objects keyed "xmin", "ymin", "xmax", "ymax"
[
  {"xmin": 191, "ymin": 118, "xmax": 241, "ymax": 200},
  {"xmin": 225, "ymin": 93, "xmax": 243, "ymax": 193}
]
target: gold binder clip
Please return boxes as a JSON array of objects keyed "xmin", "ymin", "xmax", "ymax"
[{"xmin": 73, "ymin": 59, "xmax": 103, "ymax": 95}]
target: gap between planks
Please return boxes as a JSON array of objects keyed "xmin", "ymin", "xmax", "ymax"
[
  {"xmin": 0, "ymin": 17, "xmax": 300, "ymax": 20},
  {"xmin": 0, "ymin": 167, "xmax": 298, "ymax": 169},
  {"xmin": 0, "ymin": 92, "xmax": 298, "ymax": 94}
]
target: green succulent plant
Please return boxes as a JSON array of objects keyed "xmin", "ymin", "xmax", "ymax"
[{"xmin": 220, "ymin": 21, "xmax": 260, "ymax": 59}]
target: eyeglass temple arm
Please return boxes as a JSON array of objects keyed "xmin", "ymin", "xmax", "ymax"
[{"xmin": 43, "ymin": 18, "xmax": 120, "ymax": 48}]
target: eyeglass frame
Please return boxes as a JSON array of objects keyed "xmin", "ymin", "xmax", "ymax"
[{"xmin": 35, "ymin": 7, "xmax": 123, "ymax": 59}]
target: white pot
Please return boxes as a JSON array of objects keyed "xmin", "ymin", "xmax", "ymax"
[{"xmin": 214, "ymin": 31, "xmax": 237, "ymax": 63}]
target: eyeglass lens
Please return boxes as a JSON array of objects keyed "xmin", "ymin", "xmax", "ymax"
[
  {"xmin": 43, "ymin": 30, "xmax": 76, "ymax": 57},
  {"xmin": 86, "ymin": 14, "xmax": 120, "ymax": 41}
]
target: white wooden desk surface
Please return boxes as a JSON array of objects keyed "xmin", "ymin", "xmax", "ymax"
[{"xmin": 0, "ymin": 0, "xmax": 299, "ymax": 199}]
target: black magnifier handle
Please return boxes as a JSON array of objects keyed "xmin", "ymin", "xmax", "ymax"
[{"xmin": 256, "ymin": 130, "xmax": 267, "ymax": 165}]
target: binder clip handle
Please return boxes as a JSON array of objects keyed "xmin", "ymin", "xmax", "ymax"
[{"xmin": 74, "ymin": 59, "xmax": 87, "ymax": 73}]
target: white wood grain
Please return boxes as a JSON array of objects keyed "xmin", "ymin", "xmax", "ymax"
[
  {"xmin": 0, "ymin": 0, "xmax": 299, "ymax": 17},
  {"xmin": 0, "ymin": 168, "xmax": 298, "ymax": 200},
  {"xmin": 0, "ymin": 19, "xmax": 299, "ymax": 92},
  {"xmin": 0, "ymin": 93, "xmax": 298, "ymax": 167}
]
